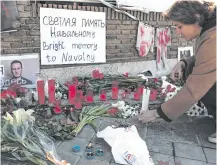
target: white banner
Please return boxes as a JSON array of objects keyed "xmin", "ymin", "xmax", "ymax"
[{"xmin": 40, "ymin": 8, "xmax": 106, "ymax": 65}]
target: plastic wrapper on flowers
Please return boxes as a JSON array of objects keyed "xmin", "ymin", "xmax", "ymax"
[{"xmin": 1, "ymin": 109, "xmax": 71, "ymax": 165}]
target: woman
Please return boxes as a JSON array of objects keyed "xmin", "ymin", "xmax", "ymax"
[{"xmin": 138, "ymin": 0, "xmax": 216, "ymax": 143}]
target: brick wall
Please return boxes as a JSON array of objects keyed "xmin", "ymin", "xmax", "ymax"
[{"xmin": 1, "ymin": 1, "xmax": 195, "ymax": 68}]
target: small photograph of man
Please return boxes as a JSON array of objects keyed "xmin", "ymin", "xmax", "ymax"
[
  {"xmin": 180, "ymin": 50, "xmax": 191, "ymax": 60},
  {"xmin": 0, "ymin": 54, "xmax": 39, "ymax": 89},
  {"xmin": 178, "ymin": 47, "xmax": 193, "ymax": 61},
  {"xmin": 10, "ymin": 60, "xmax": 33, "ymax": 85}
]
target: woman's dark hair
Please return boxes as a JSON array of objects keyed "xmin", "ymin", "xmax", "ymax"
[{"xmin": 163, "ymin": 0, "xmax": 216, "ymax": 25}]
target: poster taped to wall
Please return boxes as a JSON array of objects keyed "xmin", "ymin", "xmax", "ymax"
[
  {"xmin": 40, "ymin": 8, "xmax": 106, "ymax": 65},
  {"xmin": 1, "ymin": 1, "xmax": 20, "ymax": 32},
  {"xmin": 0, "ymin": 54, "xmax": 39, "ymax": 89},
  {"xmin": 178, "ymin": 47, "xmax": 193, "ymax": 61}
]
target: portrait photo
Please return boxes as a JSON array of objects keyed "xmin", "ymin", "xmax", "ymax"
[
  {"xmin": 178, "ymin": 47, "xmax": 194, "ymax": 61},
  {"xmin": 0, "ymin": 54, "xmax": 39, "ymax": 89}
]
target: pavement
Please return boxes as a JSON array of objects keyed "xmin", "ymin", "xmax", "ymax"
[{"xmin": 1, "ymin": 114, "xmax": 216, "ymax": 165}]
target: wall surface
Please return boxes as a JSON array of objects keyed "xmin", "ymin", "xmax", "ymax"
[{"xmin": 1, "ymin": 1, "xmax": 195, "ymax": 81}]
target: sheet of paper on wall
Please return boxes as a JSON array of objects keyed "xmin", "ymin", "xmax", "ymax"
[
  {"xmin": 0, "ymin": 54, "xmax": 39, "ymax": 89},
  {"xmin": 155, "ymin": 27, "xmax": 171, "ymax": 71},
  {"xmin": 40, "ymin": 8, "xmax": 106, "ymax": 65},
  {"xmin": 1, "ymin": 1, "xmax": 20, "ymax": 32},
  {"xmin": 136, "ymin": 22, "xmax": 155, "ymax": 57}
]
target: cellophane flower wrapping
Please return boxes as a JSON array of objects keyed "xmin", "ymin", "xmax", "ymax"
[{"xmin": 1, "ymin": 109, "xmax": 62, "ymax": 165}]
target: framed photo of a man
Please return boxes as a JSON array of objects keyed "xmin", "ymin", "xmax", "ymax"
[
  {"xmin": 0, "ymin": 54, "xmax": 39, "ymax": 89},
  {"xmin": 178, "ymin": 47, "xmax": 194, "ymax": 61}
]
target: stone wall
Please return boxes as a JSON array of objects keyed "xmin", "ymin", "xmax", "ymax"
[{"xmin": 1, "ymin": 1, "xmax": 195, "ymax": 69}]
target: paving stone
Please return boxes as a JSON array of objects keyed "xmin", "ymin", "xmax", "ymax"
[
  {"xmin": 91, "ymin": 134, "xmax": 107, "ymax": 144},
  {"xmin": 192, "ymin": 117, "xmax": 215, "ymax": 136},
  {"xmin": 135, "ymin": 125, "xmax": 147, "ymax": 140},
  {"xmin": 80, "ymin": 142, "xmax": 113, "ymax": 162},
  {"xmin": 97, "ymin": 120, "xmax": 120, "ymax": 131},
  {"xmin": 146, "ymin": 122, "xmax": 173, "ymax": 142},
  {"xmin": 145, "ymin": 137, "xmax": 174, "ymax": 155},
  {"xmin": 9, "ymin": 162, "xmax": 28, "ymax": 165},
  {"xmin": 171, "ymin": 130, "xmax": 200, "ymax": 145},
  {"xmin": 73, "ymin": 125, "xmax": 95, "ymax": 141},
  {"xmin": 57, "ymin": 152, "xmax": 80, "ymax": 165},
  {"xmin": 58, "ymin": 138, "xmax": 89, "ymax": 156},
  {"xmin": 170, "ymin": 114, "xmax": 192, "ymax": 124},
  {"xmin": 1, "ymin": 159, "xmax": 29, "ymax": 165},
  {"xmin": 150, "ymin": 152, "xmax": 175, "ymax": 165},
  {"xmin": 75, "ymin": 159, "xmax": 109, "ymax": 165},
  {"xmin": 203, "ymin": 147, "xmax": 216, "ymax": 164},
  {"xmin": 174, "ymin": 143, "xmax": 206, "ymax": 161},
  {"xmin": 125, "ymin": 116, "xmax": 145, "ymax": 126},
  {"xmin": 198, "ymin": 134, "xmax": 216, "ymax": 149},
  {"xmin": 175, "ymin": 157, "xmax": 208, "ymax": 165},
  {"xmin": 109, "ymin": 163, "xmax": 122, "ymax": 165},
  {"xmin": 1, "ymin": 160, "xmax": 10, "ymax": 165},
  {"xmin": 55, "ymin": 140, "xmax": 63, "ymax": 149}
]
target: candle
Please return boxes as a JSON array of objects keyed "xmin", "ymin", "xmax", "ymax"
[
  {"xmin": 48, "ymin": 79, "xmax": 55, "ymax": 103},
  {"xmin": 74, "ymin": 91, "xmax": 82, "ymax": 110},
  {"xmin": 77, "ymin": 90, "xmax": 83, "ymax": 100},
  {"xmin": 54, "ymin": 100, "xmax": 62, "ymax": 114},
  {"xmin": 86, "ymin": 90, "xmax": 93, "ymax": 103},
  {"xmin": 150, "ymin": 89, "xmax": 157, "ymax": 101},
  {"xmin": 72, "ymin": 76, "xmax": 79, "ymax": 86},
  {"xmin": 141, "ymin": 88, "xmax": 150, "ymax": 112},
  {"xmin": 112, "ymin": 81, "xmax": 118, "ymax": 100},
  {"xmin": 121, "ymin": 91, "xmax": 127, "ymax": 99},
  {"xmin": 100, "ymin": 89, "xmax": 106, "ymax": 101},
  {"xmin": 133, "ymin": 88, "xmax": 141, "ymax": 101},
  {"xmin": 137, "ymin": 82, "xmax": 144, "ymax": 95},
  {"xmin": 68, "ymin": 84, "xmax": 76, "ymax": 104},
  {"xmin": 37, "ymin": 79, "xmax": 45, "ymax": 105}
]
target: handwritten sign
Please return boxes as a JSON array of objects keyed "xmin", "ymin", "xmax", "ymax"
[{"xmin": 40, "ymin": 8, "xmax": 106, "ymax": 65}]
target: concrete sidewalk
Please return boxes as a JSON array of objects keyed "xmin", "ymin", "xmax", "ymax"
[
  {"xmin": 1, "ymin": 115, "xmax": 216, "ymax": 165},
  {"xmin": 56, "ymin": 115, "xmax": 216, "ymax": 165}
]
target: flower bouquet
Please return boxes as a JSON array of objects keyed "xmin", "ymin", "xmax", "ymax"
[{"xmin": 1, "ymin": 109, "xmax": 70, "ymax": 165}]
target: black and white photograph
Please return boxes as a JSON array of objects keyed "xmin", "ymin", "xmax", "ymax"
[
  {"xmin": 178, "ymin": 46, "xmax": 193, "ymax": 61},
  {"xmin": 0, "ymin": 54, "xmax": 39, "ymax": 89}
]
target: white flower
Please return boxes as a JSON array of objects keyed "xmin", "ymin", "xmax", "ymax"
[
  {"xmin": 112, "ymin": 101, "xmax": 125, "ymax": 110},
  {"xmin": 3, "ymin": 109, "xmax": 35, "ymax": 125},
  {"xmin": 15, "ymin": 98, "xmax": 22, "ymax": 104},
  {"xmin": 55, "ymin": 91, "xmax": 62, "ymax": 100},
  {"xmin": 55, "ymin": 82, "xmax": 60, "ymax": 88},
  {"xmin": 3, "ymin": 112, "xmax": 14, "ymax": 124}
]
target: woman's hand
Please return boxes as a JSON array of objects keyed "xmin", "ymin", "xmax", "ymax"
[
  {"xmin": 137, "ymin": 110, "xmax": 159, "ymax": 123},
  {"xmin": 170, "ymin": 61, "xmax": 186, "ymax": 81}
]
